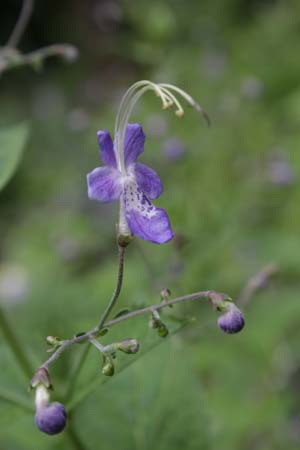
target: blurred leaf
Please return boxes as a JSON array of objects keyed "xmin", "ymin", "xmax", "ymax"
[
  {"xmin": 0, "ymin": 122, "xmax": 29, "ymax": 192},
  {"xmin": 112, "ymin": 308, "xmax": 131, "ymax": 319}
]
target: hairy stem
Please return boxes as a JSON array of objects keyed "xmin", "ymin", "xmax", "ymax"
[
  {"xmin": 6, "ymin": 0, "xmax": 34, "ymax": 48},
  {"xmin": 0, "ymin": 306, "xmax": 33, "ymax": 378}
]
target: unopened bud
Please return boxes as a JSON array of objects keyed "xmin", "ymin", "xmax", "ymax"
[
  {"xmin": 35, "ymin": 400, "xmax": 67, "ymax": 435},
  {"xmin": 102, "ymin": 357, "xmax": 115, "ymax": 376},
  {"xmin": 158, "ymin": 324, "xmax": 169, "ymax": 338},
  {"xmin": 218, "ymin": 303, "xmax": 245, "ymax": 334},
  {"xmin": 117, "ymin": 338, "xmax": 139, "ymax": 354},
  {"xmin": 46, "ymin": 336, "xmax": 62, "ymax": 347},
  {"xmin": 160, "ymin": 288, "xmax": 171, "ymax": 301}
]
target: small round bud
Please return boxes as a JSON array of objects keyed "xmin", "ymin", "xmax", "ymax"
[
  {"xmin": 117, "ymin": 338, "xmax": 139, "ymax": 354},
  {"xmin": 102, "ymin": 358, "xmax": 115, "ymax": 376},
  {"xmin": 35, "ymin": 402, "xmax": 67, "ymax": 435},
  {"xmin": 160, "ymin": 288, "xmax": 171, "ymax": 301},
  {"xmin": 158, "ymin": 324, "xmax": 169, "ymax": 338},
  {"xmin": 218, "ymin": 304, "xmax": 245, "ymax": 334}
]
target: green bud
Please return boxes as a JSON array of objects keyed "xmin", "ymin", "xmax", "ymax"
[
  {"xmin": 117, "ymin": 338, "xmax": 139, "ymax": 354},
  {"xmin": 158, "ymin": 324, "xmax": 169, "ymax": 338},
  {"xmin": 160, "ymin": 288, "xmax": 171, "ymax": 301},
  {"xmin": 102, "ymin": 357, "xmax": 115, "ymax": 377},
  {"xmin": 149, "ymin": 316, "xmax": 159, "ymax": 329},
  {"xmin": 46, "ymin": 336, "xmax": 63, "ymax": 346}
]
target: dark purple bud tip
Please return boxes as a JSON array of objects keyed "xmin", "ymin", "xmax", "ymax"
[
  {"xmin": 217, "ymin": 304, "xmax": 245, "ymax": 334},
  {"xmin": 35, "ymin": 402, "xmax": 67, "ymax": 435}
]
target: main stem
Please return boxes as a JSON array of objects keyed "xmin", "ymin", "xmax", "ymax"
[
  {"xmin": 63, "ymin": 244, "xmax": 126, "ymax": 400},
  {"xmin": 96, "ymin": 244, "xmax": 126, "ymax": 331}
]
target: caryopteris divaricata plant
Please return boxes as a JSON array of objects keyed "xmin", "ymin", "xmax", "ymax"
[{"xmin": 30, "ymin": 80, "xmax": 245, "ymax": 435}]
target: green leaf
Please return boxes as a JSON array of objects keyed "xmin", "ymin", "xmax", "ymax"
[
  {"xmin": 112, "ymin": 308, "xmax": 131, "ymax": 319},
  {"xmin": 0, "ymin": 122, "xmax": 30, "ymax": 192}
]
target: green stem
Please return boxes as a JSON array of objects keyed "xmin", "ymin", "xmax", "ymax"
[
  {"xmin": 96, "ymin": 244, "xmax": 126, "ymax": 330},
  {"xmin": 66, "ymin": 322, "xmax": 188, "ymax": 411},
  {"xmin": 64, "ymin": 245, "xmax": 126, "ymax": 402},
  {"xmin": 0, "ymin": 306, "xmax": 33, "ymax": 378}
]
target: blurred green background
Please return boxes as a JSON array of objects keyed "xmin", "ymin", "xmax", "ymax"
[{"xmin": 0, "ymin": 0, "xmax": 300, "ymax": 449}]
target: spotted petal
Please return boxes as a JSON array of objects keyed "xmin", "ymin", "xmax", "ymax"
[
  {"xmin": 134, "ymin": 162, "xmax": 163, "ymax": 200},
  {"xmin": 124, "ymin": 124, "xmax": 145, "ymax": 166},
  {"xmin": 123, "ymin": 182, "xmax": 173, "ymax": 244},
  {"xmin": 87, "ymin": 166, "xmax": 122, "ymax": 203},
  {"xmin": 97, "ymin": 130, "xmax": 117, "ymax": 167}
]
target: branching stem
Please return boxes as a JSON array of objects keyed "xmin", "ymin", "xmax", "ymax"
[{"xmin": 40, "ymin": 289, "xmax": 219, "ymax": 370}]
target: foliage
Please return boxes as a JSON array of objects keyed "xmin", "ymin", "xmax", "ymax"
[
  {"xmin": 0, "ymin": 0, "xmax": 300, "ymax": 449},
  {"xmin": 0, "ymin": 122, "xmax": 29, "ymax": 192}
]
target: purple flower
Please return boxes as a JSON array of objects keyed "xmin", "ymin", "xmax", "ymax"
[
  {"xmin": 87, "ymin": 123, "xmax": 173, "ymax": 244},
  {"xmin": 35, "ymin": 402, "xmax": 67, "ymax": 435},
  {"xmin": 218, "ymin": 303, "xmax": 245, "ymax": 334}
]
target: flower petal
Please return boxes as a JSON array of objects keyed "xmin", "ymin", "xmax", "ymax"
[
  {"xmin": 123, "ymin": 183, "xmax": 173, "ymax": 244},
  {"xmin": 87, "ymin": 166, "xmax": 122, "ymax": 203},
  {"xmin": 97, "ymin": 130, "xmax": 117, "ymax": 167},
  {"xmin": 124, "ymin": 124, "xmax": 145, "ymax": 166},
  {"xmin": 134, "ymin": 162, "xmax": 163, "ymax": 199}
]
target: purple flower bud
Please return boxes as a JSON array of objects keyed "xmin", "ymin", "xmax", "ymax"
[
  {"xmin": 35, "ymin": 402, "xmax": 67, "ymax": 435},
  {"xmin": 218, "ymin": 303, "xmax": 245, "ymax": 334}
]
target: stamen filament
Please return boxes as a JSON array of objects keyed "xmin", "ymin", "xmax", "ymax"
[{"xmin": 114, "ymin": 80, "xmax": 210, "ymax": 176}]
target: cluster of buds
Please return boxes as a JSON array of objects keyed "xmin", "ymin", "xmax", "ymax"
[
  {"xmin": 89, "ymin": 337, "xmax": 140, "ymax": 377},
  {"xmin": 30, "ymin": 368, "xmax": 67, "ymax": 435},
  {"xmin": 208, "ymin": 292, "xmax": 245, "ymax": 334}
]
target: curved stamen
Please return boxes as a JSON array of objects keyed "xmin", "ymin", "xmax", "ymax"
[{"xmin": 114, "ymin": 80, "xmax": 210, "ymax": 177}]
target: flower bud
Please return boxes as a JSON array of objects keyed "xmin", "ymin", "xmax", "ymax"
[
  {"xmin": 149, "ymin": 316, "xmax": 159, "ymax": 329},
  {"xmin": 160, "ymin": 288, "xmax": 171, "ymax": 301},
  {"xmin": 102, "ymin": 357, "xmax": 115, "ymax": 376},
  {"xmin": 158, "ymin": 324, "xmax": 169, "ymax": 338},
  {"xmin": 117, "ymin": 338, "xmax": 139, "ymax": 354},
  {"xmin": 218, "ymin": 303, "xmax": 245, "ymax": 334},
  {"xmin": 35, "ymin": 400, "xmax": 67, "ymax": 435}
]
